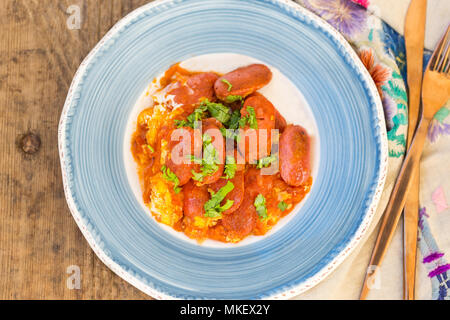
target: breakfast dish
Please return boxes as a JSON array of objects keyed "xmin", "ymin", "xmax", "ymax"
[{"xmin": 131, "ymin": 63, "xmax": 312, "ymax": 243}]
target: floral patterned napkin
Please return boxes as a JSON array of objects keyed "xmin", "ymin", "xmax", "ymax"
[{"xmin": 293, "ymin": 0, "xmax": 450, "ymax": 300}]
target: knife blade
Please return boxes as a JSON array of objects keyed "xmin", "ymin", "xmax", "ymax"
[{"xmin": 403, "ymin": 0, "xmax": 427, "ymax": 300}]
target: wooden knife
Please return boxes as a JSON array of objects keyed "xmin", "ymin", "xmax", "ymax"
[
  {"xmin": 403, "ymin": 0, "xmax": 427, "ymax": 300},
  {"xmin": 359, "ymin": 0, "xmax": 427, "ymax": 300}
]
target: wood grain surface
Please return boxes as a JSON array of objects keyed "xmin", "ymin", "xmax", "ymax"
[{"xmin": 0, "ymin": 0, "xmax": 155, "ymax": 300}]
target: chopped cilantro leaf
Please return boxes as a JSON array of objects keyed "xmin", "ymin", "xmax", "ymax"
[
  {"xmin": 225, "ymin": 95, "xmax": 243, "ymax": 103},
  {"xmin": 278, "ymin": 201, "xmax": 288, "ymax": 212},
  {"xmin": 254, "ymin": 194, "xmax": 268, "ymax": 220},
  {"xmin": 187, "ymin": 154, "xmax": 203, "ymax": 165},
  {"xmin": 220, "ymin": 127, "xmax": 241, "ymax": 142},
  {"xmin": 221, "ymin": 78, "xmax": 233, "ymax": 92},
  {"xmin": 147, "ymin": 145, "xmax": 155, "ymax": 153},
  {"xmin": 235, "ymin": 132, "xmax": 242, "ymax": 143},
  {"xmin": 204, "ymin": 181, "xmax": 235, "ymax": 218},
  {"xmin": 238, "ymin": 106, "xmax": 258, "ymax": 129},
  {"xmin": 191, "ymin": 133, "xmax": 220, "ymax": 182},
  {"xmin": 238, "ymin": 116, "xmax": 248, "ymax": 128},
  {"xmin": 161, "ymin": 165, "xmax": 181, "ymax": 193},
  {"xmin": 227, "ymin": 109, "xmax": 242, "ymax": 130},
  {"xmin": 245, "ymin": 106, "xmax": 258, "ymax": 129},
  {"xmin": 256, "ymin": 155, "xmax": 277, "ymax": 169},
  {"xmin": 174, "ymin": 106, "xmax": 207, "ymax": 128},
  {"xmin": 202, "ymin": 132, "xmax": 212, "ymax": 144},
  {"xmin": 220, "ymin": 127, "xmax": 232, "ymax": 138},
  {"xmin": 191, "ymin": 169, "xmax": 204, "ymax": 182},
  {"xmin": 200, "ymin": 99, "xmax": 231, "ymax": 124},
  {"xmin": 174, "ymin": 119, "xmax": 187, "ymax": 128},
  {"xmin": 223, "ymin": 156, "xmax": 237, "ymax": 179},
  {"xmin": 187, "ymin": 105, "xmax": 207, "ymax": 125}
]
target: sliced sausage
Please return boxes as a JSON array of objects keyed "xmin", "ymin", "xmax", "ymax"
[
  {"xmin": 209, "ymin": 170, "xmax": 244, "ymax": 215},
  {"xmin": 202, "ymin": 117, "xmax": 223, "ymax": 129},
  {"xmin": 279, "ymin": 125, "xmax": 311, "ymax": 186},
  {"xmin": 165, "ymin": 127, "xmax": 201, "ymax": 186},
  {"xmin": 238, "ymin": 93, "xmax": 275, "ymax": 163},
  {"xmin": 221, "ymin": 196, "xmax": 257, "ymax": 239},
  {"xmin": 274, "ymin": 108, "xmax": 287, "ymax": 133},
  {"xmin": 183, "ymin": 180, "xmax": 209, "ymax": 218},
  {"xmin": 193, "ymin": 118, "xmax": 225, "ymax": 185},
  {"xmin": 169, "ymin": 72, "xmax": 219, "ymax": 109},
  {"xmin": 214, "ymin": 64, "xmax": 272, "ymax": 101},
  {"xmin": 244, "ymin": 167, "xmax": 275, "ymax": 197}
]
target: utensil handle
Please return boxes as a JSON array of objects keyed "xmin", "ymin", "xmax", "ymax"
[
  {"xmin": 403, "ymin": 169, "xmax": 420, "ymax": 300},
  {"xmin": 360, "ymin": 116, "xmax": 431, "ymax": 299}
]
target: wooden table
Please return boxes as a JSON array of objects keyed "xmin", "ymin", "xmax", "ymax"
[{"xmin": 0, "ymin": 0, "xmax": 155, "ymax": 299}]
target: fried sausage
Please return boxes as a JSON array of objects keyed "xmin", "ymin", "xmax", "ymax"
[
  {"xmin": 214, "ymin": 64, "xmax": 272, "ymax": 102},
  {"xmin": 165, "ymin": 127, "xmax": 200, "ymax": 186},
  {"xmin": 209, "ymin": 170, "xmax": 244, "ymax": 215},
  {"xmin": 274, "ymin": 108, "xmax": 287, "ymax": 133},
  {"xmin": 170, "ymin": 72, "xmax": 219, "ymax": 109},
  {"xmin": 244, "ymin": 167, "xmax": 274, "ymax": 197},
  {"xmin": 193, "ymin": 118, "xmax": 225, "ymax": 185},
  {"xmin": 238, "ymin": 93, "xmax": 275, "ymax": 163},
  {"xmin": 201, "ymin": 117, "xmax": 223, "ymax": 129},
  {"xmin": 183, "ymin": 180, "xmax": 209, "ymax": 218},
  {"xmin": 279, "ymin": 125, "xmax": 311, "ymax": 186},
  {"xmin": 221, "ymin": 196, "xmax": 257, "ymax": 239}
]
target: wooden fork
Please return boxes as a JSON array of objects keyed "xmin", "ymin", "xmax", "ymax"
[{"xmin": 360, "ymin": 26, "xmax": 450, "ymax": 300}]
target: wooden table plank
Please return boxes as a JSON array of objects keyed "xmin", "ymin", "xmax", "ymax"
[{"xmin": 0, "ymin": 0, "xmax": 153, "ymax": 299}]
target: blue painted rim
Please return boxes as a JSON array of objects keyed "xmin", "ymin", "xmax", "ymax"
[{"xmin": 58, "ymin": 0, "xmax": 388, "ymax": 299}]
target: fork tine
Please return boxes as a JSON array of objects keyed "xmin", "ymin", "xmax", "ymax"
[
  {"xmin": 442, "ymin": 41, "xmax": 450, "ymax": 74},
  {"xmin": 443, "ymin": 48, "xmax": 449, "ymax": 74},
  {"xmin": 437, "ymin": 31, "xmax": 449, "ymax": 72},
  {"xmin": 430, "ymin": 25, "xmax": 449, "ymax": 71}
]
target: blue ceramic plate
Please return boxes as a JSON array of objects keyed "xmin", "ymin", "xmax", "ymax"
[{"xmin": 59, "ymin": 0, "xmax": 388, "ymax": 299}]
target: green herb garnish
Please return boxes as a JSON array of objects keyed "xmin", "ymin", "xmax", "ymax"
[
  {"xmin": 191, "ymin": 170, "xmax": 205, "ymax": 182},
  {"xmin": 174, "ymin": 105, "xmax": 207, "ymax": 128},
  {"xmin": 227, "ymin": 109, "xmax": 242, "ymax": 129},
  {"xmin": 220, "ymin": 127, "xmax": 232, "ymax": 139},
  {"xmin": 256, "ymin": 155, "xmax": 277, "ymax": 169},
  {"xmin": 239, "ymin": 106, "xmax": 258, "ymax": 129},
  {"xmin": 220, "ymin": 127, "xmax": 241, "ymax": 143},
  {"xmin": 245, "ymin": 106, "xmax": 258, "ymax": 129},
  {"xmin": 238, "ymin": 116, "xmax": 248, "ymax": 128},
  {"xmin": 200, "ymin": 99, "xmax": 231, "ymax": 124},
  {"xmin": 161, "ymin": 165, "xmax": 181, "ymax": 193},
  {"xmin": 254, "ymin": 194, "xmax": 268, "ymax": 220},
  {"xmin": 278, "ymin": 201, "xmax": 288, "ymax": 212},
  {"xmin": 223, "ymin": 156, "xmax": 237, "ymax": 179},
  {"xmin": 174, "ymin": 119, "xmax": 188, "ymax": 128},
  {"xmin": 225, "ymin": 95, "xmax": 243, "ymax": 103},
  {"xmin": 221, "ymin": 78, "xmax": 233, "ymax": 92},
  {"xmin": 191, "ymin": 133, "xmax": 220, "ymax": 182},
  {"xmin": 147, "ymin": 145, "xmax": 155, "ymax": 153},
  {"xmin": 204, "ymin": 181, "xmax": 235, "ymax": 218},
  {"xmin": 186, "ymin": 105, "xmax": 208, "ymax": 126}
]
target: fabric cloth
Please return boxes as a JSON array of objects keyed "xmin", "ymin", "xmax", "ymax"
[
  {"xmin": 368, "ymin": 0, "xmax": 450, "ymax": 50},
  {"xmin": 292, "ymin": 0, "xmax": 450, "ymax": 300}
]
